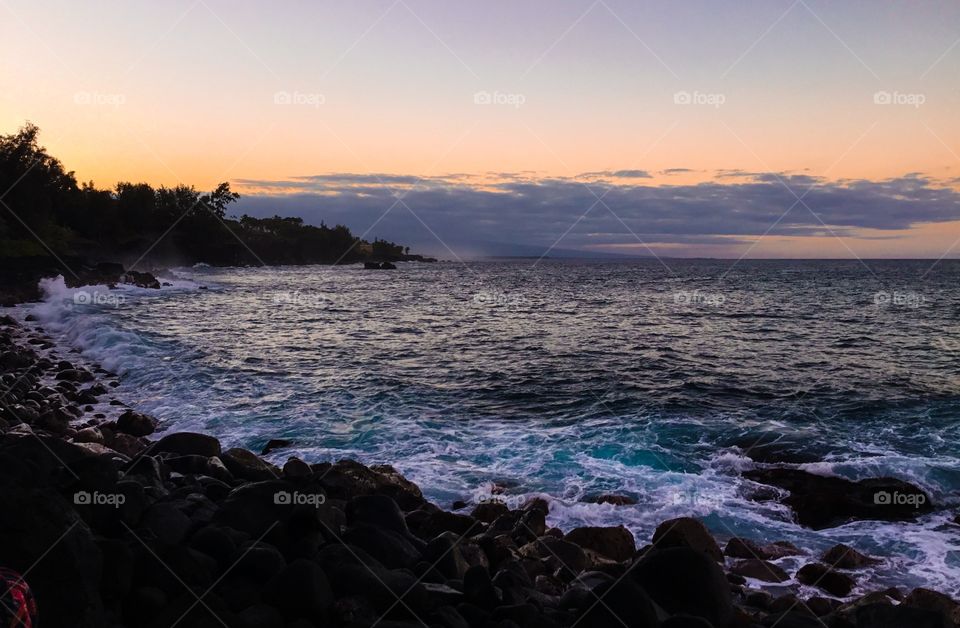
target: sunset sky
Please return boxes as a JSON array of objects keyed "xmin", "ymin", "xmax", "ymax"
[{"xmin": 2, "ymin": 0, "xmax": 959, "ymax": 258}]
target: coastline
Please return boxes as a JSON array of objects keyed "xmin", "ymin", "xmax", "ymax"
[{"xmin": 1, "ymin": 279, "xmax": 959, "ymax": 627}]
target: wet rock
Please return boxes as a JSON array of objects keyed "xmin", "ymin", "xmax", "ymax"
[
  {"xmin": 903, "ymin": 588, "xmax": 960, "ymax": 625},
  {"xmin": 796, "ymin": 562, "xmax": 856, "ymax": 597},
  {"xmin": 471, "ymin": 500, "xmax": 509, "ymax": 523},
  {"xmin": 652, "ymin": 517, "xmax": 723, "ymax": 561},
  {"xmin": 583, "ymin": 493, "xmax": 638, "ymax": 506},
  {"xmin": 220, "ymin": 447, "xmax": 279, "ymax": 481},
  {"xmin": 260, "ymin": 438, "xmax": 293, "ymax": 455},
  {"xmin": 632, "ymin": 547, "xmax": 733, "ymax": 628},
  {"xmin": 564, "ymin": 525, "xmax": 636, "ymax": 562},
  {"xmin": 153, "ymin": 432, "xmax": 222, "ymax": 457},
  {"xmin": 725, "ymin": 537, "xmax": 803, "ymax": 560},
  {"xmin": 282, "ymin": 456, "xmax": 311, "ymax": 479},
  {"xmin": 730, "ymin": 559, "xmax": 790, "ymax": 583},
  {"xmin": 744, "ymin": 467, "xmax": 934, "ymax": 529},
  {"xmin": 116, "ymin": 409, "xmax": 158, "ymax": 436},
  {"xmin": 661, "ymin": 616, "xmax": 715, "ymax": 628},
  {"xmin": 820, "ymin": 543, "xmax": 880, "ymax": 569}
]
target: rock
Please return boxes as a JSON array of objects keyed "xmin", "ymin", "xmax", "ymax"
[
  {"xmin": 121, "ymin": 270, "xmax": 161, "ymax": 289},
  {"xmin": 75, "ymin": 426, "xmax": 104, "ymax": 444},
  {"xmin": 820, "ymin": 543, "xmax": 880, "ymax": 569},
  {"xmin": 744, "ymin": 467, "xmax": 934, "ymax": 529},
  {"xmin": 219, "ymin": 447, "xmax": 280, "ymax": 481},
  {"xmin": 56, "ymin": 368, "xmax": 95, "ymax": 382},
  {"xmin": 564, "ymin": 525, "xmax": 636, "ymax": 562},
  {"xmin": 855, "ymin": 603, "xmax": 951, "ymax": 628},
  {"xmin": 153, "ymin": 432, "xmax": 222, "ymax": 457},
  {"xmin": 730, "ymin": 559, "xmax": 790, "ymax": 583},
  {"xmin": 264, "ymin": 558, "xmax": 333, "ymax": 621},
  {"xmin": 471, "ymin": 500, "xmax": 509, "ymax": 523},
  {"xmin": 903, "ymin": 588, "xmax": 960, "ymax": 625},
  {"xmin": 342, "ymin": 523, "xmax": 422, "ymax": 569},
  {"xmin": 519, "ymin": 536, "xmax": 587, "ymax": 575},
  {"xmin": 260, "ymin": 438, "xmax": 293, "ymax": 455},
  {"xmin": 805, "ymin": 596, "xmax": 841, "ymax": 616},
  {"xmin": 424, "ymin": 533, "xmax": 472, "ymax": 580},
  {"xmin": 0, "ymin": 486, "xmax": 105, "ymax": 627},
  {"xmin": 141, "ymin": 502, "xmax": 192, "ymax": 545},
  {"xmin": 584, "ymin": 493, "xmax": 638, "ymax": 506},
  {"xmin": 188, "ymin": 526, "xmax": 238, "ymax": 568},
  {"xmin": 417, "ymin": 509, "xmax": 480, "ymax": 539},
  {"xmin": 317, "ymin": 459, "xmax": 424, "ymax": 510},
  {"xmin": 463, "ymin": 565, "xmax": 500, "ymax": 608},
  {"xmin": 632, "ymin": 547, "xmax": 733, "ymax": 627},
  {"xmin": 380, "ymin": 261, "xmax": 397, "ymax": 269},
  {"xmin": 233, "ymin": 604, "xmax": 284, "ymax": 628},
  {"xmin": 725, "ymin": 537, "xmax": 802, "ymax": 560},
  {"xmin": 578, "ymin": 577, "xmax": 659, "ymax": 628},
  {"xmin": 233, "ymin": 541, "xmax": 286, "ymax": 582},
  {"xmin": 346, "ymin": 494, "xmax": 410, "ymax": 536},
  {"xmin": 652, "ymin": 517, "xmax": 723, "ymax": 562},
  {"xmin": 282, "ymin": 456, "xmax": 311, "ymax": 479},
  {"xmin": 115, "ymin": 409, "xmax": 158, "ymax": 436},
  {"xmin": 796, "ymin": 562, "xmax": 856, "ymax": 597}
]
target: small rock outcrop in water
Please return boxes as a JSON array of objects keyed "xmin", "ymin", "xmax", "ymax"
[
  {"xmin": 1, "ymin": 314, "xmax": 958, "ymax": 627},
  {"xmin": 744, "ymin": 467, "xmax": 934, "ymax": 528}
]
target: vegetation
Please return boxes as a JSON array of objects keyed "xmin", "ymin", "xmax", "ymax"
[{"xmin": 0, "ymin": 123, "xmax": 409, "ymax": 265}]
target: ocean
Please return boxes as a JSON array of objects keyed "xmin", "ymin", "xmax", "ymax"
[{"xmin": 18, "ymin": 258, "xmax": 960, "ymax": 596}]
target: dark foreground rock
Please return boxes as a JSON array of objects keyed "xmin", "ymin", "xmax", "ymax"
[{"xmin": 0, "ymin": 314, "xmax": 957, "ymax": 628}]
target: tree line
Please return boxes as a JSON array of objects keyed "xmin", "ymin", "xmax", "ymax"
[{"xmin": 0, "ymin": 123, "xmax": 408, "ymax": 265}]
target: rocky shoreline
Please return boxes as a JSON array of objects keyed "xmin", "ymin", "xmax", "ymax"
[{"xmin": 1, "ymin": 310, "xmax": 959, "ymax": 627}]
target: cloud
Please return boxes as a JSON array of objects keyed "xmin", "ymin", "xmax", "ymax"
[{"xmin": 232, "ymin": 172, "xmax": 960, "ymax": 256}]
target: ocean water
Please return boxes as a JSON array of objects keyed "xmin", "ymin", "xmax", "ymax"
[{"xmin": 16, "ymin": 259, "xmax": 960, "ymax": 596}]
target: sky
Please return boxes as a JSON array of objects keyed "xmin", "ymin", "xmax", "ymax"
[{"xmin": 2, "ymin": 0, "xmax": 959, "ymax": 258}]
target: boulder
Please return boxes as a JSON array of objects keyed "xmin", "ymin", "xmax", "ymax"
[
  {"xmin": 820, "ymin": 543, "xmax": 880, "ymax": 569},
  {"xmin": 903, "ymin": 588, "xmax": 960, "ymax": 626},
  {"xmin": 578, "ymin": 577, "xmax": 659, "ymax": 628},
  {"xmin": 632, "ymin": 547, "xmax": 733, "ymax": 627},
  {"xmin": 651, "ymin": 517, "xmax": 723, "ymax": 561},
  {"xmin": 564, "ymin": 525, "xmax": 636, "ymax": 562},
  {"xmin": 153, "ymin": 432, "xmax": 222, "ymax": 457},
  {"xmin": 855, "ymin": 603, "xmax": 951, "ymax": 628},
  {"xmin": 796, "ymin": 562, "xmax": 856, "ymax": 597},
  {"xmin": 260, "ymin": 438, "xmax": 293, "ymax": 455},
  {"xmin": 115, "ymin": 409, "xmax": 158, "ymax": 437},
  {"xmin": 346, "ymin": 494, "xmax": 410, "ymax": 536},
  {"xmin": 725, "ymin": 537, "xmax": 802, "ymax": 560},
  {"xmin": 729, "ymin": 559, "xmax": 790, "ymax": 583},
  {"xmin": 219, "ymin": 447, "xmax": 280, "ymax": 481},
  {"xmin": 744, "ymin": 468, "xmax": 933, "ymax": 529}
]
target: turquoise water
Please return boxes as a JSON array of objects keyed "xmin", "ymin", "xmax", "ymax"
[{"xmin": 19, "ymin": 259, "xmax": 960, "ymax": 595}]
